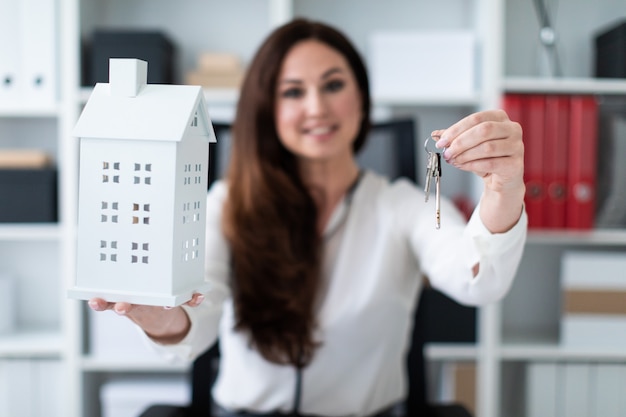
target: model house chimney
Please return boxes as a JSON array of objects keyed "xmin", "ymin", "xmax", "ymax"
[{"xmin": 109, "ymin": 58, "xmax": 148, "ymax": 97}]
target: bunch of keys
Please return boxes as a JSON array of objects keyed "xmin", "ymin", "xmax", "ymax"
[{"xmin": 424, "ymin": 136, "xmax": 442, "ymax": 229}]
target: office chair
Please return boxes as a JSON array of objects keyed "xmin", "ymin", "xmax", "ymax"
[{"xmin": 139, "ymin": 118, "xmax": 474, "ymax": 417}]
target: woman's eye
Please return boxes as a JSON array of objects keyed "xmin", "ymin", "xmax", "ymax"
[
  {"xmin": 324, "ymin": 79, "xmax": 345, "ymax": 92},
  {"xmin": 281, "ymin": 88, "xmax": 303, "ymax": 98}
]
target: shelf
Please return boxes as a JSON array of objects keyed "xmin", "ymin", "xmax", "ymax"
[
  {"xmin": 526, "ymin": 229, "xmax": 626, "ymax": 246},
  {"xmin": 81, "ymin": 86, "xmax": 480, "ymax": 108},
  {"xmin": 373, "ymin": 93, "xmax": 481, "ymax": 107},
  {"xmin": 81, "ymin": 356, "xmax": 190, "ymax": 372},
  {"xmin": 0, "ymin": 224, "xmax": 62, "ymax": 241},
  {"xmin": 504, "ymin": 77, "xmax": 626, "ymax": 95},
  {"xmin": 425, "ymin": 343, "xmax": 479, "ymax": 361},
  {"xmin": 0, "ymin": 328, "xmax": 63, "ymax": 358},
  {"xmin": 500, "ymin": 343, "xmax": 626, "ymax": 362},
  {"xmin": 0, "ymin": 103, "xmax": 61, "ymax": 118}
]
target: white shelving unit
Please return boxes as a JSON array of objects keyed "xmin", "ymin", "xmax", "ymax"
[
  {"xmin": 1, "ymin": 0, "xmax": 624, "ymax": 416},
  {"xmin": 497, "ymin": 1, "xmax": 626, "ymax": 416}
]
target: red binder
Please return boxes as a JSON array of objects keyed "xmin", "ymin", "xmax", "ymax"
[
  {"xmin": 502, "ymin": 93, "xmax": 524, "ymax": 125},
  {"xmin": 543, "ymin": 95, "xmax": 569, "ymax": 228},
  {"xmin": 522, "ymin": 94, "xmax": 546, "ymax": 229},
  {"xmin": 502, "ymin": 94, "xmax": 535, "ymax": 225},
  {"xmin": 567, "ymin": 95, "xmax": 599, "ymax": 229}
]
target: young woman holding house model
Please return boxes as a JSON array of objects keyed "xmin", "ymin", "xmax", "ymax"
[{"xmin": 89, "ymin": 18, "xmax": 527, "ymax": 417}]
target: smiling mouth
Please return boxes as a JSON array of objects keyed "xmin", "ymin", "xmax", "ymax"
[{"xmin": 306, "ymin": 126, "xmax": 336, "ymax": 136}]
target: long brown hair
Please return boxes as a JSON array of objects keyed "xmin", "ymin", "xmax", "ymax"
[{"xmin": 222, "ymin": 18, "xmax": 371, "ymax": 366}]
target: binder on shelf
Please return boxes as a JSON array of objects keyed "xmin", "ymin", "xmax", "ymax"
[
  {"xmin": 501, "ymin": 93, "xmax": 524, "ymax": 122},
  {"xmin": 567, "ymin": 95, "xmax": 598, "ymax": 229},
  {"xmin": 593, "ymin": 364, "xmax": 626, "ymax": 417},
  {"xmin": 501, "ymin": 93, "xmax": 536, "ymax": 223},
  {"xmin": 543, "ymin": 95, "xmax": 569, "ymax": 229},
  {"xmin": 0, "ymin": 0, "xmax": 22, "ymax": 103},
  {"xmin": 526, "ymin": 362, "xmax": 559, "ymax": 417},
  {"xmin": 596, "ymin": 106, "xmax": 626, "ymax": 228},
  {"xmin": 35, "ymin": 360, "xmax": 64, "ymax": 417},
  {"xmin": 563, "ymin": 363, "xmax": 592, "ymax": 417},
  {"xmin": 523, "ymin": 94, "xmax": 546, "ymax": 229},
  {"xmin": 0, "ymin": 360, "xmax": 34, "ymax": 416},
  {"xmin": 19, "ymin": 0, "xmax": 58, "ymax": 104}
]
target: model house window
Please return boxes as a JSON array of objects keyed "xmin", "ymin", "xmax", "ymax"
[
  {"xmin": 99, "ymin": 240, "xmax": 119, "ymax": 262},
  {"xmin": 131, "ymin": 241, "xmax": 150, "ymax": 264},
  {"xmin": 101, "ymin": 201, "xmax": 120, "ymax": 223},
  {"xmin": 132, "ymin": 202, "xmax": 150, "ymax": 225},
  {"xmin": 133, "ymin": 163, "xmax": 152, "ymax": 185},
  {"xmin": 102, "ymin": 161, "xmax": 121, "ymax": 183},
  {"xmin": 181, "ymin": 237, "xmax": 201, "ymax": 262}
]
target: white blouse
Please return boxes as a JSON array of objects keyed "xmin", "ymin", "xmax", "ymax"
[{"xmin": 150, "ymin": 170, "xmax": 527, "ymax": 417}]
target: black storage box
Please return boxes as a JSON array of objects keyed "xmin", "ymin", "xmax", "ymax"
[
  {"xmin": 595, "ymin": 20, "xmax": 626, "ymax": 78},
  {"xmin": 0, "ymin": 169, "xmax": 58, "ymax": 222},
  {"xmin": 84, "ymin": 30, "xmax": 176, "ymax": 86}
]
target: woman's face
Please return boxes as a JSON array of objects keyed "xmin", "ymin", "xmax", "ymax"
[{"xmin": 274, "ymin": 40, "xmax": 363, "ymax": 167}]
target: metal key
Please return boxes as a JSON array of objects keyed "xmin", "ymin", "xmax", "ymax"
[
  {"xmin": 424, "ymin": 137, "xmax": 443, "ymax": 229},
  {"xmin": 424, "ymin": 151, "xmax": 435, "ymax": 200}
]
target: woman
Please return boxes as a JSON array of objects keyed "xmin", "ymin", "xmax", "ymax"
[{"xmin": 89, "ymin": 18, "xmax": 527, "ymax": 417}]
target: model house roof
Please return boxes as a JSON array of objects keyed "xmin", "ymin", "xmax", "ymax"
[{"xmin": 73, "ymin": 59, "xmax": 215, "ymax": 143}]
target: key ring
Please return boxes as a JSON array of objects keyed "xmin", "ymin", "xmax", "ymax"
[{"xmin": 424, "ymin": 135, "xmax": 444, "ymax": 154}]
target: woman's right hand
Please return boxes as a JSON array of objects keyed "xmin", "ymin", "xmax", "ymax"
[{"xmin": 87, "ymin": 293, "xmax": 205, "ymax": 344}]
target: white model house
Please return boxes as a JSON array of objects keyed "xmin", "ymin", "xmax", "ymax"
[{"xmin": 68, "ymin": 58, "xmax": 216, "ymax": 306}]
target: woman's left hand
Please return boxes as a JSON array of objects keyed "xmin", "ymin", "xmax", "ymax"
[
  {"xmin": 432, "ymin": 109, "xmax": 525, "ymax": 233},
  {"xmin": 432, "ymin": 109, "xmax": 524, "ymax": 193}
]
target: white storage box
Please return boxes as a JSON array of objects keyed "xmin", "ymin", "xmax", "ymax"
[
  {"xmin": 560, "ymin": 251, "xmax": 626, "ymax": 347},
  {"xmin": 89, "ymin": 309, "xmax": 164, "ymax": 360},
  {"xmin": 101, "ymin": 377, "xmax": 189, "ymax": 417},
  {"xmin": 368, "ymin": 31, "xmax": 477, "ymax": 100},
  {"xmin": 0, "ymin": 273, "xmax": 15, "ymax": 334}
]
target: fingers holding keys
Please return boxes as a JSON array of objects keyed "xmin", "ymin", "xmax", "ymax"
[{"xmin": 432, "ymin": 110, "xmax": 524, "ymax": 192}]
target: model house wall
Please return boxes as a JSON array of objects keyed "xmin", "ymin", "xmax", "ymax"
[{"xmin": 69, "ymin": 58, "xmax": 216, "ymax": 306}]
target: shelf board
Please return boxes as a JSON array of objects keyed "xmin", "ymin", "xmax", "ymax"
[
  {"xmin": 500, "ymin": 343, "xmax": 626, "ymax": 362},
  {"xmin": 504, "ymin": 77, "xmax": 626, "ymax": 95},
  {"xmin": 0, "ymin": 103, "xmax": 61, "ymax": 117},
  {"xmin": 425, "ymin": 343, "xmax": 479, "ymax": 360},
  {"xmin": 0, "ymin": 328, "xmax": 63, "ymax": 358},
  {"xmin": 79, "ymin": 86, "xmax": 481, "ymax": 108},
  {"xmin": 81, "ymin": 356, "xmax": 190, "ymax": 372},
  {"xmin": 373, "ymin": 93, "xmax": 480, "ymax": 107},
  {"xmin": 527, "ymin": 228, "xmax": 626, "ymax": 246},
  {"xmin": 0, "ymin": 224, "xmax": 62, "ymax": 241}
]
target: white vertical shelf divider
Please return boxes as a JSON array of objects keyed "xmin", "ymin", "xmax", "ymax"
[
  {"xmin": 59, "ymin": 0, "xmax": 81, "ymax": 416},
  {"xmin": 474, "ymin": 0, "xmax": 505, "ymax": 417}
]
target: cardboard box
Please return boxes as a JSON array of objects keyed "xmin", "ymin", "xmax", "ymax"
[
  {"xmin": 89, "ymin": 309, "xmax": 164, "ymax": 361},
  {"xmin": 560, "ymin": 251, "xmax": 626, "ymax": 347},
  {"xmin": 0, "ymin": 168, "xmax": 57, "ymax": 222},
  {"xmin": 369, "ymin": 31, "xmax": 476, "ymax": 100},
  {"xmin": 85, "ymin": 30, "xmax": 176, "ymax": 86},
  {"xmin": 100, "ymin": 377, "xmax": 189, "ymax": 417}
]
